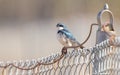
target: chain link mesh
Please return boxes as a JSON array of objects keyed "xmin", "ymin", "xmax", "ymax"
[{"xmin": 0, "ymin": 37, "xmax": 120, "ymax": 75}]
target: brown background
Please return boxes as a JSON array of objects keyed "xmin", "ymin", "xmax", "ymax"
[{"xmin": 0, "ymin": 0, "xmax": 120, "ymax": 61}]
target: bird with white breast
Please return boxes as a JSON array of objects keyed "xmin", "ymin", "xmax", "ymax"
[{"xmin": 56, "ymin": 23, "xmax": 84, "ymax": 50}]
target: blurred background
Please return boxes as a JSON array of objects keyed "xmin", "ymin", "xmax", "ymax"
[{"xmin": 0, "ymin": 0, "xmax": 120, "ymax": 61}]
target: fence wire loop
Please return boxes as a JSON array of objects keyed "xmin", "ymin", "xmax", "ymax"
[
  {"xmin": 0, "ymin": 37, "xmax": 120, "ymax": 75},
  {"xmin": 97, "ymin": 3, "xmax": 114, "ymax": 31}
]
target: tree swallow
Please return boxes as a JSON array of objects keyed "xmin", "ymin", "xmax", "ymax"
[{"xmin": 56, "ymin": 23, "xmax": 84, "ymax": 50}]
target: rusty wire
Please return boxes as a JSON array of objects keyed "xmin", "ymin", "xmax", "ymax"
[
  {"xmin": 0, "ymin": 22, "xmax": 98, "ymax": 72},
  {"xmin": 0, "ymin": 37, "xmax": 120, "ymax": 75}
]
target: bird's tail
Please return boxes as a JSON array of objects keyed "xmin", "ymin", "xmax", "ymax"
[{"xmin": 75, "ymin": 41, "xmax": 84, "ymax": 49}]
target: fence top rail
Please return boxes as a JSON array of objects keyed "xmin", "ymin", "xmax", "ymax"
[{"xmin": 0, "ymin": 37, "xmax": 120, "ymax": 70}]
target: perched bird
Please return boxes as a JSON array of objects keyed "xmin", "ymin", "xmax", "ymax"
[
  {"xmin": 56, "ymin": 23, "xmax": 84, "ymax": 50},
  {"xmin": 102, "ymin": 22, "xmax": 116, "ymax": 45}
]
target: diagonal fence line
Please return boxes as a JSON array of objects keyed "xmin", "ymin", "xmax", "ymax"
[{"xmin": 0, "ymin": 37, "xmax": 120, "ymax": 75}]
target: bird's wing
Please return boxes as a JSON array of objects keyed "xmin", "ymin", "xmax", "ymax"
[
  {"xmin": 62, "ymin": 29, "xmax": 76, "ymax": 41},
  {"xmin": 63, "ymin": 29, "xmax": 81, "ymax": 47},
  {"xmin": 58, "ymin": 29, "xmax": 84, "ymax": 48},
  {"xmin": 58, "ymin": 30, "xmax": 75, "ymax": 46},
  {"xmin": 57, "ymin": 30, "xmax": 68, "ymax": 45}
]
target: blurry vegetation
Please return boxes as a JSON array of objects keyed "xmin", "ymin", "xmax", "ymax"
[{"xmin": 0, "ymin": 0, "xmax": 119, "ymax": 20}]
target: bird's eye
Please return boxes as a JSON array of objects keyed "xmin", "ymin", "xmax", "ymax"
[
  {"xmin": 57, "ymin": 23, "xmax": 64, "ymax": 28},
  {"xmin": 59, "ymin": 25, "xmax": 63, "ymax": 27}
]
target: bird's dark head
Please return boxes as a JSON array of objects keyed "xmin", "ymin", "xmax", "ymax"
[{"xmin": 56, "ymin": 23, "xmax": 66, "ymax": 30}]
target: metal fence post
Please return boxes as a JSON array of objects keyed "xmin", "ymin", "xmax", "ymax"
[{"xmin": 95, "ymin": 3, "xmax": 114, "ymax": 75}]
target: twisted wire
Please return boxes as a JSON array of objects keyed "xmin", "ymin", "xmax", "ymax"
[{"xmin": 0, "ymin": 33, "xmax": 120, "ymax": 75}]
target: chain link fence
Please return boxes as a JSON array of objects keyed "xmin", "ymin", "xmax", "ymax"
[{"xmin": 0, "ymin": 37, "xmax": 120, "ymax": 75}]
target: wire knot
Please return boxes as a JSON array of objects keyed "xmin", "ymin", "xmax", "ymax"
[{"xmin": 62, "ymin": 47, "xmax": 67, "ymax": 55}]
